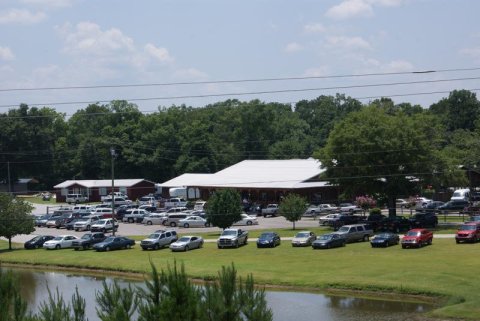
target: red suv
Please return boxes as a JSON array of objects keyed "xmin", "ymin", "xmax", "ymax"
[
  {"xmin": 455, "ymin": 222, "xmax": 480, "ymax": 243},
  {"xmin": 401, "ymin": 228, "xmax": 433, "ymax": 249}
]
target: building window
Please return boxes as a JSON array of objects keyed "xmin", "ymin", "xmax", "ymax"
[
  {"xmin": 119, "ymin": 187, "xmax": 127, "ymax": 195},
  {"xmin": 99, "ymin": 187, "xmax": 107, "ymax": 196}
]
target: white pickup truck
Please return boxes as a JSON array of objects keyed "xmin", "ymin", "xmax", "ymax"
[
  {"xmin": 101, "ymin": 192, "xmax": 126, "ymax": 203},
  {"xmin": 164, "ymin": 198, "xmax": 188, "ymax": 209},
  {"xmin": 261, "ymin": 204, "xmax": 279, "ymax": 217}
]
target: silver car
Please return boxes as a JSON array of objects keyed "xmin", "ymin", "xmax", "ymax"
[
  {"xmin": 178, "ymin": 215, "xmax": 210, "ymax": 228},
  {"xmin": 291, "ymin": 231, "xmax": 316, "ymax": 247},
  {"xmin": 169, "ymin": 236, "xmax": 204, "ymax": 252}
]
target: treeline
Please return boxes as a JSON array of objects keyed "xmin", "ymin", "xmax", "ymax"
[{"xmin": 1, "ymin": 90, "xmax": 479, "ymax": 190}]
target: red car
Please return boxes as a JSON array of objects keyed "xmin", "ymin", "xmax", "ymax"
[
  {"xmin": 401, "ymin": 228, "xmax": 433, "ymax": 249},
  {"xmin": 455, "ymin": 222, "xmax": 480, "ymax": 243}
]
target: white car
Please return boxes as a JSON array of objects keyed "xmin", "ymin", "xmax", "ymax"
[
  {"xmin": 142, "ymin": 213, "xmax": 167, "ymax": 225},
  {"xmin": 178, "ymin": 215, "xmax": 210, "ymax": 228},
  {"xmin": 169, "ymin": 236, "xmax": 204, "ymax": 251},
  {"xmin": 90, "ymin": 219, "xmax": 119, "ymax": 232},
  {"xmin": 73, "ymin": 215, "xmax": 101, "ymax": 231},
  {"xmin": 338, "ymin": 203, "xmax": 361, "ymax": 213},
  {"xmin": 43, "ymin": 235, "xmax": 78, "ymax": 250},
  {"xmin": 232, "ymin": 214, "xmax": 258, "ymax": 226},
  {"xmin": 318, "ymin": 213, "xmax": 341, "ymax": 226}
]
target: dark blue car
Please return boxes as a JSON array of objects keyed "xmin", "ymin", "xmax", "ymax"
[
  {"xmin": 256, "ymin": 232, "xmax": 281, "ymax": 248},
  {"xmin": 312, "ymin": 233, "xmax": 346, "ymax": 249},
  {"xmin": 92, "ymin": 236, "xmax": 135, "ymax": 252},
  {"xmin": 370, "ymin": 232, "xmax": 400, "ymax": 248}
]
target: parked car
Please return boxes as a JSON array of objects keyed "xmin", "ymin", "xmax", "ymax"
[
  {"xmin": 43, "ymin": 235, "xmax": 78, "ymax": 250},
  {"xmin": 138, "ymin": 196, "xmax": 156, "ymax": 206},
  {"xmin": 232, "ymin": 214, "xmax": 258, "ymax": 226},
  {"xmin": 330, "ymin": 214, "xmax": 364, "ymax": 230},
  {"xmin": 455, "ymin": 222, "xmax": 480, "ymax": 243},
  {"xmin": 312, "ymin": 233, "xmax": 346, "ymax": 249},
  {"xmin": 65, "ymin": 193, "xmax": 88, "ymax": 204},
  {"xmin": 396, "ymin": 199, "xmax": 409, "ymax": 208},
  {"xmin": 337, "ymin": 203, "xmax": 361, "ymax": 213},
  {"xmin": 169, "ymin": 236, "xmax": 204, "ymax": 252},
  {"xmin": 65, "ymin": 218, "xmax": 82, "ymax": 230},
  {"xmin": 138, "ymin": 205, "xmax": 157, "ymax": 212},
  {"xmin": 35, "ymin": 214, "xmax": 60, "ymax": 227},
  {"xmin": 417, "ymin": 201, "xmax": 445, "ymax": 213},
  {"xmin": 72, "ymin": 232, "xmax": 107, "ymax": 250},
  {"xmin": 303, "ymin": 204, "xmax": 336, "ymax": 217},
  {"xmin": 142, "ymin": 213, "xmax": 168, "ymax": 225},
  {"xmin": 365, "ymin": 213, "xmax": 386, "ymax": 231},
  {"xmin": 178, "ymin": 215, "xmax": 210, "ymax": 228},
  {"xmin": 331, "ymin": 224, "xmax": 373, "ymax": 243},
  {"xmin": 162, "ymin": 213, "xmax": 189, "ymax": 227},
  {"xmin": 291, "ymin": 231, "xmax": 316, "ymax": 247},
  {"xmin": 408, "ymin": 213, "xmax": 438, "ymax": 228},
  {"xmin": 378, "ymin": 216, "xmax": 411, "ymax": 233},
  {"xmin": 24, "ymin": 235, "xmax": 55, "ymax": 249},
  {"xmin": 256, "ymin": 232, "xmax": 281, "ymax": 248},
  {"xmin": 261, "ymin": 204, "xmax": 279, "ymax": 217},
  {"xmin": 401, "ymin": 228, "xmax": 433, "ymax": 249},
  {"xmin": 90, "ymin": 219, "xmax": 119, "ymax": 233},
  {"xmin": 73, "ymin": 215, "xmax": 102, "ymax": 231},
  {"xmin": 437, "ymin": 200, "xmax": 469, "ymax": 213},
  {"xmin": 164, "ymin": 198, "xmax": 188, "ymax": 209},
  {"xmin": 140, "ymin": 230, "xmax": 178, "ymax": 250},
  {"xmin": 370, "ymin": 232, "xmax": 400, "ymax": 247},
  {"xmin": 122, "ymin": 209, "xmax": 150, "ymax": 223},
  {"xmin": 93, "ymin": 236, "xmax": 135, "ymax": 252},
  {"xmin": 193, "ymin": 201, "xmax": 207, "ymax": 211},
  {"xmin": 318, "ymin": 213, "xmax": 341, "ymax": 226}
]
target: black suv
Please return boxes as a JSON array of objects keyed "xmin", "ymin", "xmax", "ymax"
[
  {"xmin": 330, "ymin": 214, "xmax": 364, "ymax": 230},
  {"xmin": 378, "ymin": 216, "xmax": 411, "ymax": 233},
  {"xmin": 437, "ymin": 200, "xmax": 469, "ymax": 213},
  {"xmin": 409, "ymin": 213, "xmax": 438, "ymax": 228},
  {"xmin": 72, "ymin": 232, "xmax": 107, "ymax": 250}
]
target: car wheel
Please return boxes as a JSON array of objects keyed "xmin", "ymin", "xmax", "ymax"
[
  {"xmin": 102, "ymin": 228, "xmax": 106, "ymax": 233},
  {"xmin": 147, "ymin": 221, "xmax": 152, "ymax": 225},
  {"xmin": 402, "ymin": 245, "xmax": 407, "ymax": 249},
  {"xmin": 126, "ymin": 244, "xmax": 132, "ymax": 249},
  {"xmin": 170, "ymin": 222, "xmax": 177, "ymax": 227},
  {"xmin": 55, "ymin": 244, "xmax": 60, "ymax": 249},
  {"xmin": 105, "ymin": 246, "xmax": 110, "ymax": 252},
  {"xmin": 247, "ymin": 221, "xmax": 252, "ymax": 226},
  {"xmin": 154, "ymin": 244, "xmax": 159, "ymax": 250},
  {"xmin": 74, "ymin": 248, "xmax": 79, "ymax": 251},
  {"xmin": 363, "ymin": 235, "xmax": 369, "ymax": 242},
  {"xmin": 205, "ymin": 223, "xmax": 210, "ymax": 227},
  {"xmin": 184, "ymin": 223, "xmax": 189, "ymax": 228},
  {"xmin": 235, "ymin": 241, "xmax": 239, "ymax": 248},
  {"xmin": 83, "ymin": 245, "xmax": 88, "ymax": 250},
  {"xmin": 86, "ymin": 225, "xmax": 90, "ymax": 230},
  {"xmin": 327, "ymin": 243, "xmax": 331, "ymax": 249},
  {"xmin": 75, "ymin": 228, "xmax": 79, "ymax": 232},
  {"xmin": 184, "ymin": 245, "xmax": 189, "ymax": 252},
  {"xmin": 427, "ymin": 238, "xmax": 432, "ymax": 245},
  {"xmin": 199, "ymin": 241, "xmax": 203, "ymax": 248},
  {"xmin": 35, "ymin": 244, "xmax": 40, "ymax": 249},
  {"xmin": 128, "ymin": 218, "xmax": 133, "ymax": 223}
]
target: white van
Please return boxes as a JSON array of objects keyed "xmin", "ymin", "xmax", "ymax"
[{"xmin": 451, "ymin": 188, "xmax": 470, "ymax": 201}]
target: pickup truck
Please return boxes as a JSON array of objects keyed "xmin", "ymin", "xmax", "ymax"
[
  {"xmin": 303, "ymin": 204, "xmax": 336, "ymax": 217},
  {"xmin": 122, "ymin": 209, "xmax": 150, "ymax": 223},
  {"xmin": 401, "ymin": 228, "xmax": 433, "ymax": 248},
  {"xmin": 217, "ymin": 228, "xmax": 248, "ymax": 249},
  {"xmin": 72, "ymin": 232, "xmax": 106, "ymax": 250},
  {"xmin": 164, "ymin": 198, "xmax": 188, "ymax": 209},
  {"xmin": 331, "ymin": 224, "xmax": 373, "ymax": 243},
  {"xmin": 101, "ymin": 192, "xmax": 126, "ymax": 202},
  {"xmin": 90, "ymin": 219, "xmax": 119, "ymax": 233},
  {"xmin": 261, "ymin": 204, "xmax": 279, "ymax": 217}
]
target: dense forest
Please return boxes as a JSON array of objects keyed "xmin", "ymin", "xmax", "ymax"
[{"xmin": 0, "ymin": 89, "xmax": 479, "ymax": 192}]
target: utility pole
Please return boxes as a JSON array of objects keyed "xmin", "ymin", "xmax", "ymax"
[
  {"xmin": 7, "ymin": 161, "xmax": 11, "ymax": 196},
  {"xmin": 110, "ymin": 147, "xmax": 116, "ymax": 236}
]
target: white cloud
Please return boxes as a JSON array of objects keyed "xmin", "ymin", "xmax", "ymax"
[
  {"xmin": 303, "ymin": 66, "xmax": 330, "ymax": 77},
  {"xmin": 60, "ymin": 22, "xmax": 135, "ymax": 56},
  {"xmin": 20, "ymin": 0, "xmax": 74, "ymax": 7},
  {"xmin": 0, "ymin": 8, "xmax": 46, "ymax": 24},
  {"xmin": 303, "ymin": 23, "xmax": 326, "ymax": 33},
  {"xmin": 173, "ymin": 68, "xmax": 208, "ymax": 80},
  {"xmin": 326, "ymin": 0, "xmax": 404, "ymax": 20},
  {"xmin": 0, "ymin": 46, "xmax": 15, "ymax": 60},
  {"xmin": 144, "ymin": 43, "xmax": 174, "ymax": 63},
  {"xmin": 284, "ymin": 42, "xmax": 303, "ymax": 53},
  {"xmin": 383, "ymin": 60, "xmax": 414, "ymax": 72},
  {"xmin": 326, "ymin": 36, "xmax": 372, "ymax": 50},
  {"xmin": 460, "ymin": 47, "xmax": 480, "ymax": 60}
]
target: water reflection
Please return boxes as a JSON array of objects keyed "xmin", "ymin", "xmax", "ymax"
[{"xmin": 5, "ymin": 267, "xmax": 432, "ymax": 321}]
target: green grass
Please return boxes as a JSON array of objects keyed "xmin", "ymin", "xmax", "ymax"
[
  {"xmin": 19, "ymin": 196, "xmax": 57, "ymax": 205},
  {"xmin": 1, "ymin": 238, "xmax": 480, "ymax": 320}
]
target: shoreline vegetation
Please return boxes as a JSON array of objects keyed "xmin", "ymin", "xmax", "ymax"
[{"xmin": 0, "ymin": 238, "xmax": 477, "ymax": 320}]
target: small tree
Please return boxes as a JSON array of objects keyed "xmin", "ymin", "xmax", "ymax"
[
  {"xmin": 355, "ymin": 195, "xmax": 377, "ymax": 216},
  {"xmin": 279, "ymin": 194, "xmax": 307, "ymax": 230},
  {"xmin": 205, "ymin": 189, "xmax": 242, "ymax": 229},
  {"xmin": 0, "ymin": 194, "xmax": 35, "ymax": 250}
]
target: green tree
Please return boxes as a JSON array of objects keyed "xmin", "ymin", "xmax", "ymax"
[
  {"xmin": 316, "ymin": 105, "xmax": 444, "ymax": 217},
  {"xmin": 0, "ymin": 194, "xmax": 34, "ymax": 250},
  {"xmin": 279, "ymin": 194, "xmax": 307, "ymax": 230},
  {"xmin": 95, "ymin": 280, "xmax": 137, "ymax": 321},
  {"xmin": 205, "ymin": 189, "xmax": 242, "ymax": 229},
  {"xmin": 0, "ymin": 268, "xmax": 29, "ymax": 321}
]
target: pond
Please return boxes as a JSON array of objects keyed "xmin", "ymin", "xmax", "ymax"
[{"xmin": 8, "ymin": 267, "xmax": 433, "ymax": 321}]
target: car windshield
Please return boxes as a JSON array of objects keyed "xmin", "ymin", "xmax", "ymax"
[
  {"xmin": 52, "ymin": 236, "xmax": 63, "ymax": 241},
  {"xmin": 96, "ymin": 220, "xmax": 107, "ymax": 225},
  {"xmin": 459, "ymin": 225, "xmax": 476, "ymax": 231},
  {"xmin": 222, "ymin": 230, "xmax": 238, "ymax": 236},
  {"xmin": 260, "ymin": 233, "xmax": 275, "ymax": 238},
  {"xmin": 407, "ymin": 231, "xmax": 421, "ymax": 237},
  {"xmin": 148, "ymin": 233, "xmax": 160, "ymax": 239},
  {"xmin": 295, "ymin": 232, "xmax": 310, "ymax": 238},
  {"xmin": 81, "ymin": 234, "xmax": 91, "ymax": 239},
  {"xmin": 104, "ymin": 237, "xmax": 115, "ymax": 242},
  {"xmin": 178, "ymin": 237, "xmax": 191, "ymax": 242},
  {"xmin": 318, "ymin": 234, "xmax": 333, "ymax": 240},
  {"xmin": 337, "ymin": 227, "xmax": 349, "ymax": 233},
  {"xmin": 30, "ymin": 236, "xmax": 42, "ymax": 241},
  {"xmin": 76, "ymin": 218, "xmax": 88, "ymax": 222},
  {"xmin": 376, "ymin": 233, "xmax": 391, "ymax": 238}
]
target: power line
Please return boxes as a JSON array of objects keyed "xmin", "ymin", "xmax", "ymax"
[
  {"xmin": 1, "ymin": 67, "xmax": 479, "ymax": 93},
  {"xmin": 1, "ymin": 76, "xmax": 479, "ymax": 110}
]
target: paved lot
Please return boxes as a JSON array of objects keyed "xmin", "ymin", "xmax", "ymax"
[{"xmin": 2, "ymin": 203, "xmax": 455, "ymax": 244}]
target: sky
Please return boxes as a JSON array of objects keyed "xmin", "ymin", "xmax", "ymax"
[{"xmin": 1, "ymin": 0, "xmax": 480, "ymax": 115}]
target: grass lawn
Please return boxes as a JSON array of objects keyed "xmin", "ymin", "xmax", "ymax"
[{"xmin": 1, "ymin": 238, "xmax": 480, "ymax": 320}]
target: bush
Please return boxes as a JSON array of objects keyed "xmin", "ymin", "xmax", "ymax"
[{"xmin": 369, "ymin": 208, "xmax": 381, "ymax": 215}]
